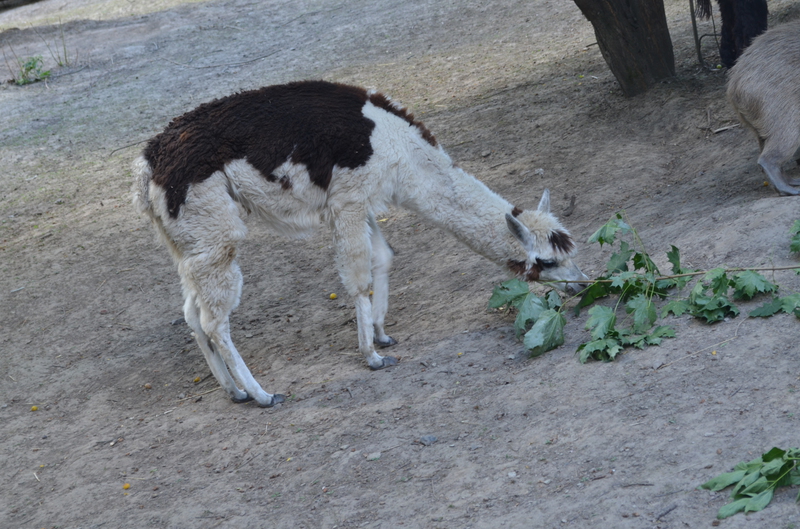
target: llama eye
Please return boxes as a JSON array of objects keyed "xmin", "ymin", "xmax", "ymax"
[{"xmin": 537, "ymin": 259, "xmax": 558, "ymax": 269}]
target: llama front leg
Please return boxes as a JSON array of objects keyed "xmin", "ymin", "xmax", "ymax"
[
  {"xmin": 334, "ymin": 210, "xmax": 398, "ymax": 370},
  {"xmin": 368, "ymin": 215, "xmax": 397, "ymax": 348}
]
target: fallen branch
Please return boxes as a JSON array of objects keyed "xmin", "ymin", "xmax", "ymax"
[{"xmin": 547, "ymin": 265, "xmax": 800, "ymax": 286}]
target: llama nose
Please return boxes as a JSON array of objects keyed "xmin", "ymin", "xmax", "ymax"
[
  {"xmin": 566, "ymin": 282, "xmax": 588, "ymax": 295},
  {"xmin": 566, "ymin": 271, "xmax": 591, "ymax": 294}
]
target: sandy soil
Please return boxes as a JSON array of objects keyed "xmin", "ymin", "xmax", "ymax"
[{"xmin": 1, "ymin": 0, "xmax": 799, "ymax": 527}]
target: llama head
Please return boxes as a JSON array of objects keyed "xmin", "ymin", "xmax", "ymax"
[{"xmin": 505, "ymin": 190, "xmax": 589, "ymax": 294}]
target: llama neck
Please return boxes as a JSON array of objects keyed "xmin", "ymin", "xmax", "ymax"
[{"xmin": 399, "ymin": 157, "xmax": 520, "ymax": 266}]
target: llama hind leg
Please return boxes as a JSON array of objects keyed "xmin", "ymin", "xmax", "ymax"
[
  {"xmin": 759, "ymin": 134, "xmax": 800, "ymax": 195},
  {"xmin": 368, "ymin": 215, "xmax": 397, "ymax": 348},
  {"xmin": 181, "ymin": 255, "xmax": 284, "ymax": 407},
  {"xmin": 183, "ymin": 292, "xmax": 252, "ymax": 403},
  {"xmin": 334, "ymin": 210, "xmax": 397, "ymax": 370}
]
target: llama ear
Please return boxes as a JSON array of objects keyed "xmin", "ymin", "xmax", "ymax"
[
  {"xmin": 506, "ymin": 213, "xmax": 534, "ymax": 249},
  {"xmin": 537, "ymin": 189, "xmax": 551, "ymax": 213}
]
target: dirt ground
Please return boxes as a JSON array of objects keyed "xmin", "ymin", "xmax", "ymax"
[{"xmin": 1, "ymin": 0, "xmax": 799, "ymax": 527}]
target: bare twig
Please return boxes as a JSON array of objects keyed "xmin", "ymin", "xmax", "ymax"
[
  {"xmin": 657, "ymin": 326, "xmax": 743, "ymax": 370},
  {"xmin": 110, "ymin": 139, "xmax": 149, "ymax": 156},
  {"xmin": 177, "ymin": 387, "xmax": 222, "ymax": 401},
  {"xmin": 163, "ymin": 49, "xmax": 281, "ymax": 70},
  {"xmin": 713, "ymin": 124, "xmax": 740, "ymax": 134}
]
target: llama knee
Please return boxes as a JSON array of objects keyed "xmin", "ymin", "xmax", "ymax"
[{"xmin": 180, "ymin": 258, "xmax": 243, "ymax": 331}]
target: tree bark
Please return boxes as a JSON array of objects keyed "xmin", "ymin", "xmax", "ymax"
[{"xmin": 573, "ymin": 0, "xmax": 675, "ymax": 97}]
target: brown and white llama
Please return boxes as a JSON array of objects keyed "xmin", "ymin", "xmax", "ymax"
[{"xmin": 132, "ymin": 80, "xmax": 589, "ymax": 407}]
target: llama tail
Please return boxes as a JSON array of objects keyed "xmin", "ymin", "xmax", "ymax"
[
  {"xmin": 695, "ymin": 0, "xmax": 712, "ymax": 19},
  {"xmin": 131, "ymin": 155, "xmax": 183, "ymax": 263},
  {"xmin": 131, "ymin": 155, "xmax": 153, "ymax": 216}
]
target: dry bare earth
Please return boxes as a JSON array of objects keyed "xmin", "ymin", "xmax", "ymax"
[{"xmin": 1, "ymin": 0, "xmax": 799, "ymax": 527}]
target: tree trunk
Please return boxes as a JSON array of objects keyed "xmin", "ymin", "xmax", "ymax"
[{"xmin": 573, "ymin": 0, "xmax": 675, "ymax": 97}]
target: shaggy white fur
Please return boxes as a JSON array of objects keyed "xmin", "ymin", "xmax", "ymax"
[{"xmin": 133, "ymin": 86, "xmax": 588, "ymax": 407}]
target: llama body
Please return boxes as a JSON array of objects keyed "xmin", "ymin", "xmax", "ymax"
[
  {"xmin": 133, "ymin": 81, "xmax": 588, "ymax": 407},
  {"xmin": 727, "ymin": 22, "xmax": 800, "ymax": 196}
]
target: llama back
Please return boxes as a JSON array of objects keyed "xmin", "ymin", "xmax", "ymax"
[
  {"xmin": 727, "ymin": 21, "xmax": 800, "ymax": 131},
  {"xmin": 726, "ymin": 22, "xmax": 800, "ymax": 196},
  {"xmin": 138, "ymin": 81, "xmax": 435, "ymax": 221}
]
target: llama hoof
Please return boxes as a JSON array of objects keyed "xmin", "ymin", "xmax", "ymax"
[
  {"xmin": 231, "ymin": 392, "xmax": 254, "ymax": 404},
  {"xmin": 370, "ymin": 355, "xmax": 398, "ymax": 370},
  {"xmin": 255, "ymin": 394, "xmax": 286, "ymax": 408},
  {"xmin": 374, "ymin": 336, "xmax": 398, "ymax": 348}
]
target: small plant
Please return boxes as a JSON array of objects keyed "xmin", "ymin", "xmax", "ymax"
[
  {"xmin": 3, "ymin": 46, "xmax": 51, "ymax": 85},
  {"xmin": 700, "ymin": 447, "xmax": 800, "ymax": 518}
]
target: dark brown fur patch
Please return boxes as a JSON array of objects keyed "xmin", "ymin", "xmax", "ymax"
[
  {"xmin": 144, "ymin": 81, "xmax": 379, "ymax": 217},
  {"xmin": 549, "ymin": 230, "xmax": 574, "ymax": 253},
  {"xmin": 368, "ymin": 92, "xmax": 437, "ymax": 147},
  {"xmin": 267, "ymin": 173, "xmax": 293, "ymax": 191},
  {"xmin": 507, "ymin": 259, "xmax": 541, "ymax": 281},
  {"xmin": 511, "ymin": 206, "xmax": 523, "ymax": 217}
]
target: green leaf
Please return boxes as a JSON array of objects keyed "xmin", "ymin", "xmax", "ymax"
[
  {"xmin": 585, "ymin": 305, "xmax": 617, "ymax": 340},
  {"xmin": 625, "ymin": 294, "xmax": 657, "ymax": 333},
  {"xmin": 514, "ymin": 294, "xmax": 547, "ymax": 337},
  {"xmin": 738, "ymin": 476, "xmax": 769, "ymax": 497},
  {"xmin": 717, "ymin": 497, "xmax": 749, "ymax": 519},
  {"xmin": 577, "ymin": 338, "xmax": 623, "ymax": 363},
  {"xmin": 749, "ymin": 297, "xmax": 784, "ymax": 318},
  {"xmin": 743, "ymin": 489, "xmax": 773, "ymax": 513},
  {"xmin": 731, "ymin": 271, "xmax": 777, "ymax": 301},
  {"xmin": 545, "ymin": 290, "xmax": 563, "ymax": 310},
  {"xmin": 488, "ymin": 279, "xmax": 529, "ymax": 309},
  {"xmin": 734, "ymin": 457, "xmax": 765, "ymax": 474},
  {"xmin": 649, "ymin": 325, "xmax": 676, "ymax": 338},
  {"xmin": 666, "ymin": 245, "xmax": 682, "ymax": 274},
  {"xmin": 607, "ymin": 241, "xmax": 632, "ymax": 273},
  {"xmin": 587, "ymin": 215, "xmax": 630, "ymax": 247},
  {"xmin": 790, "ymin": 220, "xmax": 800, "ymax": 253},
  {"xmin": 574, "ymin": 281, "xmax": 610, "ymax": 314},
  {"xmin": 703, "ymin": 268, "xmax": 731, "ymax": 296},
  {"xmin": 523, "ymin": 309, "xmax": 565, "ymax": 357},
  {"xmin": 780, "ymin": 293, "xmax": 800, "ymax": 314},
  {"xmin": 701, "ymin": 470, "xmax": 747, "ymax": 491},
  {"xmin": 662, "ymin": 299, "xmax": 690, "ymax": 317},
  {"xmin": 632, "ymin": 251, "xmax": 660, "ymax": 275},
  {"xmin": 731, "ymin": 470, "xmax": 762, "ymax": 497},
  {"xmin": 644, "ymin": 325, "xmax": 675, "ymax": 345},
  {"xmin": 762, "ymin": 447, "xmax": 787, "ymax": 463},
  {"xmin": 688, "ymin": 289, "xmax": 739, "ymax": 323},
  {"xmin": 609, "ymin": 271, "xmax": 637, "ymax": 289}
]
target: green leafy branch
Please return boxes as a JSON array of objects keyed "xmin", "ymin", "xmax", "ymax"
[
  {"xmin": 489, "ymin": 213, "xmax": 800, "ymax": 361},
  {"xmin": 700, "ymin": 447, "xmax": 800, "ymax": 518}
]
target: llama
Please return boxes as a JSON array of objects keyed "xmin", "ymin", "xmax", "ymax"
[
  {"xmin": 727, "ymin": 22, "xmax": 800, "ymax": 196},
  {"xmin": 132, "ymin": 80, "xmax": 589, "ymax": 407},
  {"xmin": 696, "ymin": 0, "xmax": 768, "ymax": 68}
]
